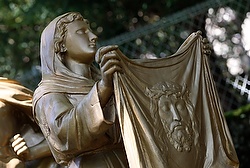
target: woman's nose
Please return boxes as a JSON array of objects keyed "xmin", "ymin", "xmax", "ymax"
[{"xmin": 89, "ymin": 32, "xmax": 98, "ymax": 42}]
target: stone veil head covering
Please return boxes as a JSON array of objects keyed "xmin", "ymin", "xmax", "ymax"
[{"xmin": 33, "ymin": 12, "xmax": 100, "ymax": 111}]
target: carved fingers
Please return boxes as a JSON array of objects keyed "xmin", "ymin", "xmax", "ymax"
[
  {"xmin": 10, "ymin": 134, "xmax": 29, "ymax": 158},
  {"xmin": 95, "ymin": 45, "xmax": 118, "ymax": 63},
  {"xmin": 202, "ymin": 38, "xmax": 212, "ymax": 56},
  {"xmin": 96, "ymin": 45, "xmax": 122, "ymax": 88}
]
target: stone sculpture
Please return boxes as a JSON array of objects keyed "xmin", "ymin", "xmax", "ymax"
[
  {"xmin": 32, "ymin": 11, "xmax": 239, "ymax": 168},
  {"xmin": 0, "ymin": 77, "xmax": 61, "ymax": 167}
]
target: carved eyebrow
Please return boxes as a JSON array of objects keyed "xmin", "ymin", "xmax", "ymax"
[
  {"xmin": 76, "ymin": 23, "xmax": 88, "ymax": 31},
  {"xmin": 83, "ymin": 19, "xmax": 90, "ymax": 25}
]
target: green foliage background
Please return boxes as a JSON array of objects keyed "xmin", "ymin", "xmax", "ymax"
[
  {"xmin": 0, "ymin": 0, "xmax": 249, "ymax": 167},
  {"xmin": 0, "ymin": 0, "xmax": 205, "ymax": 89}
]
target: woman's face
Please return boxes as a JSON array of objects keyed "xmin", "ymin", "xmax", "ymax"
[{"xmin": 65, "ymin": 20, "xmax": 98, "ymax": 64}]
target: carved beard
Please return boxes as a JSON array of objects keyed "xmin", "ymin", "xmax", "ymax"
[{"xmin": 166, "ymin": 121, "xmax": 193, "ymax": 152}]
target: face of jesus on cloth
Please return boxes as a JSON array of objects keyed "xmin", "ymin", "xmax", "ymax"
[
  {"xmin": 146, "ymin": 81, "xmax": 198, "ymax": 152},
  {"xmin": 158, "ymin": 93, "xmax": 193, "ymax": 152}
]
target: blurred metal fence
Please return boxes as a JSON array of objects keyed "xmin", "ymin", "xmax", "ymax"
[{"xmin": 101, "ymin": 0, "xmax": 250, "ymax": 112}]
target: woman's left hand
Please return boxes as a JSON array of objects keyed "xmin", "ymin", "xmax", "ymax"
[{"xmin": 202, "ymin": 37, "xmax": 212, "ymax": 56}]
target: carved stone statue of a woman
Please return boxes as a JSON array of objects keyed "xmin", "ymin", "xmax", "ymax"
[{"xmin": 33, "ymin": 12, "xmax": 129, "ymax": 167}]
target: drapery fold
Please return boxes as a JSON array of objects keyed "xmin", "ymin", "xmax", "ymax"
[
  {"xmin": 0, "ymin": 77, "xmax": 33, "ymax": 118},
  {"xmin": 113, "ymin": 31, "xmax": 239, "ymax": 168}
]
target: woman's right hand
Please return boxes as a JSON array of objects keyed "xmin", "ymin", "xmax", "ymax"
[
  {"xmin": 95, "ymin": 45, "xmax": 122, "ymax": 88},
  {"xmin": 95, "ymin": 45, "xmax": 122, "ymax": 107}
]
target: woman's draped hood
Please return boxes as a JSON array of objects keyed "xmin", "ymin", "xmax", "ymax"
[{"xmin": 33, "ymin": 12, "xmax": 100, "ymax": 110}]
